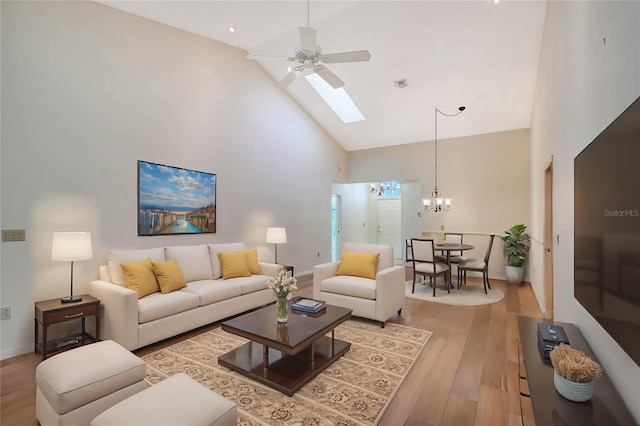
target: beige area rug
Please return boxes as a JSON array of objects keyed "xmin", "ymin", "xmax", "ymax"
[
  {"xmin": 142, "ymin": 319, "xmax": 431, "ymax": 425},
  {"xmin": 405, "ymin": 279, "xmax": 505, "ymax": 306}
]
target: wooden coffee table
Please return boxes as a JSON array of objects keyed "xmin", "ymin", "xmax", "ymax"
[{"xmin": 218, "ymin": 303, "xmax": 352, "ymax": 396}]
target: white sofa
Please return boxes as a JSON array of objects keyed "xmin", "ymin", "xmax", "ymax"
[
  {"xmin": 313, "ymin": 242, "xmax": 405, "ymax": 327},
  {"xmin": 89, "ymin": 243, "xmax": 280, "ymax": 351}
]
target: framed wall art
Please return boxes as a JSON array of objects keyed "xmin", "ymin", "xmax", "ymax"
[{"xmin": 138, "ymin": 160, "xmax": 216, "ymax": 236}]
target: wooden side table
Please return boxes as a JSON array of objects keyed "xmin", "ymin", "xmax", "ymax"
[
  {"xmin": 283, "ymin": 265, "xmax": 294, "ymax": 278},
  {"xmin": 34, "ymin": 295, "xmax": 101, "ymax": 360}
]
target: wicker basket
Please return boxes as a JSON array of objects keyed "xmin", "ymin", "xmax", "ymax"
[{"xmin": 553, "ymin": 369, "xmax": 594, "ymax": 402}]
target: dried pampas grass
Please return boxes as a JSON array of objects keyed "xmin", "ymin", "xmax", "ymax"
[{"xmin": 550, "ymin": 344, "xmax": 602, "ymax": 383}]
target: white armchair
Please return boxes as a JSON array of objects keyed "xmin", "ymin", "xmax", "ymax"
[{"xmin": 313, "ymin": 242, "xmax": 405, "ymax": 327}]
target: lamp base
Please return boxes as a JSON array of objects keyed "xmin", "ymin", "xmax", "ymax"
[{"xmin": 61, "ymin": 295, "xmax": 82, "ymax": 304}]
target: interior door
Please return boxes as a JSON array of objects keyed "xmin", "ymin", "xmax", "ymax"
[
  {"xmin": 377, "ymin": 199, "xmax": 401, "ymax": 259},
  {"xmin": 544, "ymin": 160, "xmax": 554, "ymax": 319}
]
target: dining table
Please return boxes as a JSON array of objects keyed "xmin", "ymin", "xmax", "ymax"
[{"xmin": 434, "ymin": 242, "xmax": 475, "ymax": 287}]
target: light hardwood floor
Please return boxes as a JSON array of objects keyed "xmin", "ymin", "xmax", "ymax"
[{"xmin": 1, "ymin": 269, "xmax": 542, "ymax": 426}]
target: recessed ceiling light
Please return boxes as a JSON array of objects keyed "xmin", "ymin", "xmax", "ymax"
[
  {"xmin": 227, "ymin": 26, "xmax": 236, "ymax": 33},
  {"xmin": 493, "ymin": 0, "xmax": 500, "ymax": 4}
]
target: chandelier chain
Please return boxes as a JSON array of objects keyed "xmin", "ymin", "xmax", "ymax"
[{"xmin": 423, "ymin": 106, "xmax": 466, "ymax": 213}]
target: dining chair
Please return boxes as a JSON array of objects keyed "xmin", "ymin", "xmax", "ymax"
[
  {"xmin": 405, "ymin": 239, "xmax": 413, "ymax": 265},
  {"xmin": 444, "ymin": 233, "xmax": 465, "ymax": 263},
  {"xmin": 456, "ymin": 234, "xmax": 495, "ymax": 294},
  {"xmin": 410, "ymin": 238, "xmax": 450, "ymax": 296},
  {"xmin": 435, "ymin": 233, "xmax": 465, "ymax": 263}
]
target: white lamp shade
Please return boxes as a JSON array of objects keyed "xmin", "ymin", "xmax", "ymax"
[
  {"xmin": 266, "ymin": 227, "xmax": 287, "ymax": 244},
  {"xmin": 51, "ymin": 232, "xmax": 93, "ymax": 261}
]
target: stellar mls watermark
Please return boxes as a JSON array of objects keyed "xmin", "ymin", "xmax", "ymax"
[{"xmin": 603, "ymin": 209, "xmax": 639, "ymax": 217}]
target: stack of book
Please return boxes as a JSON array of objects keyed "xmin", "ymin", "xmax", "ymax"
[{"xmin": 291, "ymin": 298, "xmax": 326, "ymax": 313}]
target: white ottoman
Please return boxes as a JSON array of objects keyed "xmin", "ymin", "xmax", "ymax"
[
  {"xmin": 36, "ymin": 340, "xmax": 147, "ymax": 426},
  {"xmin": 91, "ymin": 373, "xmax": 237, "ymax": 426}
]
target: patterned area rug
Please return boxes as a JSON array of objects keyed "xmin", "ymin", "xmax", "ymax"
[
  {"xmin": 142, "ymin": 319, "xmax": 431, "ymax": 425},
  {"xmin": 405, "ymin": 279, "xmax": 505, "ymax": 306}
]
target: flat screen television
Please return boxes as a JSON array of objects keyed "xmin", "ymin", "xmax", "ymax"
[{"xmin": 574, "ymin": 95, "xmax": 640, "ymax": 367}]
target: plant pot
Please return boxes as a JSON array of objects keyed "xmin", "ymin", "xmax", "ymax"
[
  {"xmin": 505, "ymin": 265, "xmax": 525, "ymax": 284},
  {"xmin": 554, "ymin": 370, "xmax": 594, "ymax": 402}
]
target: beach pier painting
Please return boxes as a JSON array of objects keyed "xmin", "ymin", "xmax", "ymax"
[{"xmin": 138, "ymin": 161, "xmax": 216, "ymax": 236}]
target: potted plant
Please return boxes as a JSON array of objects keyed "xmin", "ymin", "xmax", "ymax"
[
  {"xmin": 500, "ymin": 224, "xmax": 530, "ymax": 284},
  {"xmin": 550, "ymin": 344, "xmax": 602, "ymax": 402}
]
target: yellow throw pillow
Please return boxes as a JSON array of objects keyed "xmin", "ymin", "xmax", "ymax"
[
  {"xmin": 219, "ymin": 251, "xmax": 251, "ymax": 279},
  {"xmin": 245, "ymin": 248, "xmax": 261, "ymax": 275},
  {"xmin": 120, "ymin": 257, "xmax": 160, "ymax": 298},
  {"xmin": 151, "ymin": 258, "xmax": 187, "ymax": 293},
  {"xmin": 336, "ymin": 251, "xmax": 380, "ymax": 279}
]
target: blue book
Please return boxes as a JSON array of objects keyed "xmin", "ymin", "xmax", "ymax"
[{"xmin": 291, "ymin": 298, "xmax": 326, "ymax": 313}]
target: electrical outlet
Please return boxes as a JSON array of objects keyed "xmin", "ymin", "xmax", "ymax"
[
  {"xmin": 1, "ymin": 307, "xmax": 11, "ymax": 320},
  {"xmin": 440, "ymin": 225, "xmax": 445, "ymax": 231},
  {"xmin": 2, "ymin": 229, "xmax": 26, "ymax": 242}
]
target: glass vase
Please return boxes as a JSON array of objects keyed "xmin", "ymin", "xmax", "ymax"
[{"xmin": 276, "ymin": 295, "xmax": 289, "ymax": 323}]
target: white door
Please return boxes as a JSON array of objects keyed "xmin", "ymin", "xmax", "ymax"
[{"xmin": 377, "ymin": 199, "xmax": 402, "ymax": 259}]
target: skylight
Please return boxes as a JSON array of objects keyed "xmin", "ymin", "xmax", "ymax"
[{"xmin": 305, "ymin": 74, "xmax": 365, "ymax": 123}]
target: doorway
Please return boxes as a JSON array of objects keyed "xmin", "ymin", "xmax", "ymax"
[{"xmin": 544, "ymin": 159, "xmax": 554, "ymax": 319}]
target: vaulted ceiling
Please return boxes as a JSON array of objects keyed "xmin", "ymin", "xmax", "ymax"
[{"xmin": 99, "ymin": 1, "xmax": 547, "ymax": 152}]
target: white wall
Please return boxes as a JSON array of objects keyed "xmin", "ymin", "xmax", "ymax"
[
  {"xmin": 0, "ymin": 1, "xmax": 347, "ymax": 359},
  {"xmin": 348, "ymin": 129, "xmax": 531, "ymax": 278},
  {"xmin": 530, "ymin": 1, "xmax": 640, "ymax": 419}
]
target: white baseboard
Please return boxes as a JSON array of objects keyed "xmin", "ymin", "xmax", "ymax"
[{"xmin": 1, "ymin": 343, "xmax": 34, "ymax": 361}]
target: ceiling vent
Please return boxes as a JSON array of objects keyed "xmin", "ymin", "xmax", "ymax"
[{"xmin": 394, "ymin": 79, "xmax": 408, "ymax": 89}]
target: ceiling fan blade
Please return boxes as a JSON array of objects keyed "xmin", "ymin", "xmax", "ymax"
[
  {"xmin": 313, "ymin": 65, "xmax": 345, "ymax": 89},
  {"xmin": 246, "ymin": 54, "xmax": 295, "ymax": 61},
  {"xmin": 320, "ymin": 50, "xmax": 372, "ymax": 64},
  {"xmin": 299, "ymin": 27, "xmax": 317, "ymax": 52},
  {"xmin": 277, "ymin": 71, "xmax": 298, "ymax": 89}
]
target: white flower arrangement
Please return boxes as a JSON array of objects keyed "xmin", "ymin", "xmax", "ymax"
[{"xmin": 266, "ymin": 269, "xmax": 297, "ymax": 300}]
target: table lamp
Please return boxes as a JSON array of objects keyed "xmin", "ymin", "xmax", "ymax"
[
  {"xmin": 51, "ymin": 231, "xmax": 93, "ymax": 303},
  {"xmin": 266, "ymin": 227, "xmax": 287, "ymax": 264}
]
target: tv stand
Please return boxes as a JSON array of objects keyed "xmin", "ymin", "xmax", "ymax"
[{"xmin": 517, "ymin": 316, "xmax": 635, "ymax": 425}]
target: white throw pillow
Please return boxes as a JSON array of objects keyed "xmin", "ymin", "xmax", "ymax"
[
  {"xmin": 165, "ymin": 245, "xmax": 213, "ymax": 283},
  {"xmin": 208, "ymin": 243, "xmax": 247, "ymax": 279},
  {"xmin": 107, "ymin": 247, "xmax": 166, "ymax": 287}
]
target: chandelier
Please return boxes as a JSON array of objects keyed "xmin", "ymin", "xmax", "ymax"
[{"xmin": 423, "ymin": 106, "xmax": 466, "ymax": 212}]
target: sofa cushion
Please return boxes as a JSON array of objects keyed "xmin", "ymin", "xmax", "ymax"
[
  {"xmin": 336, "ymin": 251, "xmax": 380, "ymax": 279},
  {"xmin": 245, "ymin": 248, "xmax": 261, "ymax": 275},
  {"xmin": 224, "ymin": 274, "xmax": 271, "ymax": 295},
  {"xmin": 36, "ymin": 340, "xmax": 146, "ymax": 415},
  {"xmin": 181, "ymin": 280, "xmax": 243, "ymax": 306},
  {"xmin": 208, "ymin": 243, "xmax": 247, "ymax": 279},
  {"xmin": 138, "ymin": 291, "xmax": 199, "ymax": 324},
  {"xmin": 120, "ymin": 258, "xmax": 160, "ymax": 299},
  {"xmin": 108, "ymin": 248, "xmax": 166, "ymax": 287},
  {"xmin": 320, "ymin": 275, "xmax": 377, "ymax": 300},
  {"xmin": 152, "ymin": 259, "xmax": 187, "ymax": 294},
  {"xmin": 164, "ymin": 245, "xmax": 213, "ymax": 282},
  {"xmin": 219, "ymin": 251, "xmax": 251, "ymax": 279},
  {"xmin": 90, "ymin": 373, "xmax": 237, "ymax": 426}
]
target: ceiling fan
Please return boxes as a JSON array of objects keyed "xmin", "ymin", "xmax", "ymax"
[{"xmin": 246, "ymin": 2, "xmax": 371, "ymax": 89}]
